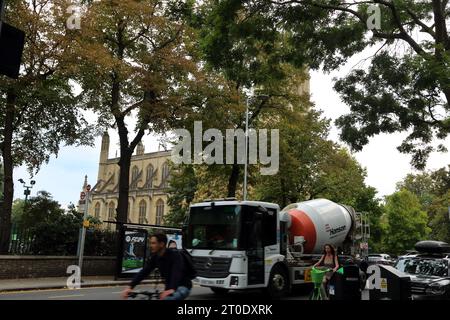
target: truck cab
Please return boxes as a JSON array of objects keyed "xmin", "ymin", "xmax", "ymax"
[{"xmin": 183, "ymin": 199, "xmax": 290, "ymax": 298}]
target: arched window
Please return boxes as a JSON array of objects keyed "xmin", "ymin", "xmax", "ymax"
[
  {"xmin": 139, "ymin": 200, "xmax": 147, "ymax": 224},
  {"xmin": 161, "ymin": 162, "xmax": 169, "ymax": 188},
  {"xmin": 94, "ymin": 202, "xmax": 100, "ymax": 218},
  {"xmin": 108, "ymin": 202, "xmax": 115, "ymax": 220},
  {"xmin": 146, "ymin": 164, "xmax": 154, "ymax": 188},
  {"xmin": 156, "ymin": 199, "xmax": 164, "ymax": 225},
  {"xmin": 107, "ymin": 202, "xmax": 115, "ymax": 230},
  {"xmin": 130, "ymin": 165, "xmax": 141, "ymax": 189}
]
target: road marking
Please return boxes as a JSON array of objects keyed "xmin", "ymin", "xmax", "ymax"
[
  {"xmin": 48, "ymin": 294, "xmax": 84, "ymax": 299},
  {"xmin": 0, "ymin": 285, "xmax": 128, "ymax": 295}
]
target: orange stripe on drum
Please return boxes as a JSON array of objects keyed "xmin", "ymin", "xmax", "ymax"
[{"xmin": 288, "ymin": 209, "xmax": 317, "ymax": 253}]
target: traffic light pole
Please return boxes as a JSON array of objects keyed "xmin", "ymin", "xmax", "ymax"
[
  {"xmin": 0, "ymin": 0, "xmax": 5, "ymax": 35},
  {"xmin": 77, "ymin": 189, "xmax": 90, "ymax": 281}
]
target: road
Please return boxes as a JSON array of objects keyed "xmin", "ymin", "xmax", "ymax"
[{"xmin": 0, "ymin": 284, "xmax": 313, "ymax": 300}]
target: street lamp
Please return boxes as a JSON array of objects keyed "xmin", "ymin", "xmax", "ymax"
[
  {"xmin": 243, "ymin": 94, "xmax": 270, "ymax": 201},
  {"xmin": 18, "ymin": 178, "xmax": 35, "ymax": 202}
]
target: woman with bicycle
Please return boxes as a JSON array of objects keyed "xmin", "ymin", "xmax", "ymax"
[{"xmin": 312, "ymin": 244, "xmax": 340, "ymax": 299}]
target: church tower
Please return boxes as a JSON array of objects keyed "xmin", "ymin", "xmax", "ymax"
[{"xmin": 97, "ymin": 131, "xmax": 110, "ymax": 182}]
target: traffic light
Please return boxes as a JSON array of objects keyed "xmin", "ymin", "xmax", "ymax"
[{"xmin": 0, "ymin": 0, "xmax": 25, "ymax": 79}]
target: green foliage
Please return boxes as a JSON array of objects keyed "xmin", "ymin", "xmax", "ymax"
[
  {"xmin": 381, "ymin": 189, "xmax": 431, "ymax": 255},
  {"xmin": 396, "ymin": 166, "xmax": 450, "ymax": 243},
  {"xmin": 334, "ymin": 53, "xmax": 449, "ymax": 170},
  {"xmin": 199, "ymin": 0, "xmax": 450, "ymax": 169},
  {"xmin": 166, "ymin": 164, "xmax": 198, "ymax": 227},
  {"xmin": 10, "ymin": 192, "xmax": 116, "ymax": 256},
  {"xmin": 0, "ymin": 0, "xmax": 95, "ymax": 173},
  {"xmin": 428, "ymin": 191, "xmax": 450, "ymax": 243}
]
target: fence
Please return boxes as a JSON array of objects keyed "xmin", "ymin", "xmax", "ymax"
[
  {"xmin": 8, "ymin": 224, "xmax": 35, "ymax": 255},
  {"xmin": 7, "ymin": 223, "xmax": 118, "ymax": 256}
]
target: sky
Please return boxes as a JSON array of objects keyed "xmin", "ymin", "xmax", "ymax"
[{"xmin": 12, "ymin": 53, "xmax": 450, "ymax": 209}]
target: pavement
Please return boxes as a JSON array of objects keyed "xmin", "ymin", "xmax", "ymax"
[{"xmin": 0, "ymin": 276, "xmax": 156, "ymax": 293}]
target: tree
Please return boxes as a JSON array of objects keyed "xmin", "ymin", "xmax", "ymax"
[
  {"xmin": 0, "ymin": 0, "xmax": 94, "ymax": 253},
  {"xmin": 381, "ymin": 189, "xmax": 431, "ymax": 255},
  {"xmin": 428, "ymin": 190, "xmax": 450, "ymax": 243},
  {"xmin": 165, "ymin": 164, "xmax": 198, "ymax": 227},
  {"xmin": 10, "ymin": 193, "xmax": 116, "ymax": 256},
  {"xmin": 192, "ymin": 0, "xmax": 313, "ymax": 197},
  {"xmin": 11, "ymin": 191, "xmax": 80, "ymax": 255},
  {"xmin": 74, "ymin": 0, "xmax": 205, "ymax": 229},
  {"xmin": 396, "ymin": 166, "xmax": 450, "ymax": 243},
  {"xmin": 166, "ymin": 78, "xmax": 385, "ymax": 233},
  {"xmin": 199, "ymin": 0, "xmax": 450, "ymax": 169},
  {"xmin": 11, "ymin": 198, "xmax": 26, "ymax": 225}
]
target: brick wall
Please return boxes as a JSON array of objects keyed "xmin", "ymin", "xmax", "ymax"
[{"xmin": 0, "ymin": 256, "xmax": 116, "ymax": 279}]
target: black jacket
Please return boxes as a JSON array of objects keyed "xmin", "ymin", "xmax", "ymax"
[{"xmin": 129, "ymin": 248, "xmax": 192, "ymax": 290}]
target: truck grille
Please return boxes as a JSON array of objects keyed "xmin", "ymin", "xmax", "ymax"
[{"xmin": 193, "ymin": 256, "xmax": 232, "ymax": 278}]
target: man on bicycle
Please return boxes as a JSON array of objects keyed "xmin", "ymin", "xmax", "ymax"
[{"xmin": 122, "ymin": 233, "xmax": 192, "ymax": 300}]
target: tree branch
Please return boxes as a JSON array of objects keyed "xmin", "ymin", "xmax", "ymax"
[
  {"xmin": 130, "ymin": 127, "xmax": 146, "ymax": 152},
  {"xmin": 432, "ymin": 0, "xmax": 450, "ymax": 50},
  {"xmin": 121, "ymin": 100, "xmax": 143, "ymax": 117},
  {"xmin": 427, "ymin": 104, "xmax": 442, "ymax": 124},
  {"xmin": 404, "ymin": 8, "xmax": 436, "ymax": 38},
  {"xmin": 374, "ymin": 0, "xmax": 426, "ymax": 55},
  {"xmin": 270, "ymin": 0, "xmax": 366, "ymax": 24}
]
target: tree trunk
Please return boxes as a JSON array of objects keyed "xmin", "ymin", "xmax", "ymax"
[
  {"xmin": 116, "ymin": 146, "xmax": 132, "ymax": 224},
  {"xmin": 0, "ymin": 91, "xmax": 16, "ymax": 254},
  {"xmin": 227, "ymin": 164, "xmax": 240, "ymax": 198}
]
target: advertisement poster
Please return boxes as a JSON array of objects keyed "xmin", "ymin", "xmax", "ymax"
[
  {"xmin": 167, "ymin": 233, "xmax": 182, "ymax": 249},
  {"xmin": 121, "ymin": 228, "xmax": 148, "ymax": 275}
]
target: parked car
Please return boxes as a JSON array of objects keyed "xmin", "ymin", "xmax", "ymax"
[
  {"xmin": 395, "ymin": 241, "xmax": 450, "ymax": 300},
  {"xmin": 367, "ymin": 253, "xmax": 395, "ymax": 266}
]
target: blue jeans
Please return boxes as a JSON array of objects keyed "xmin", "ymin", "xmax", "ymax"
[{"xmin": 163, "ymin": 286, "xmax": 191, "ymax": 300}]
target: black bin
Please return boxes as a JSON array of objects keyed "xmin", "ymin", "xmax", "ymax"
[{"xmin": 329, "ymin": 265, "xmax": 361, "ymax": 300}]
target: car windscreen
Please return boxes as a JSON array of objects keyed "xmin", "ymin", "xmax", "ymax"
[{"xmin": 395, "ymin": 258, "xmax": 449, "ymax": 277}]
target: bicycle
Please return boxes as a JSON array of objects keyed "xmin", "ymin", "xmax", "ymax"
[
  {"xmin": 128, "ymin": 289, "xmax": 161, "ymax": 300},
  {"xmin": 127, "ymin": 269, "xmax": 163, "ymax": 300},
  {"xmin": 309, "ymin": 266, "xmax": 331, "ymax": 300}
]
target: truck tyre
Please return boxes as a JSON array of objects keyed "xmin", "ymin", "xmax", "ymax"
[
  {"xmin": 266, "ymin": 264, "xmax": 289, "ymax": 299},
  {"xmin": 210, "ymin": 287, "xmax": 229, "ymax": 295}
]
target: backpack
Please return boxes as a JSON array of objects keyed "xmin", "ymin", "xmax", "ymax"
[{"xmin": 179, "ymin": 248, "xmax": 198, "ymax": 280}]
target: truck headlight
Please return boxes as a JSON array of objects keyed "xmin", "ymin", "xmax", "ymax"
[
  {"xmin": 426, "ymin": 280, "xmax": 450, "ymax": 295},
  {"xmin": 230, "ymin": 276, "xmax": 239, "ymax": 286}
]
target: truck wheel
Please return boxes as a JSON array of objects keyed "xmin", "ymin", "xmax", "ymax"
[
  {"xmin": 266, "ymin": 265, "xmax": 289, "ymax": 299},
  {"xmin": 210, "ymin": 287, "xmax": 229, "ymax": 295}
]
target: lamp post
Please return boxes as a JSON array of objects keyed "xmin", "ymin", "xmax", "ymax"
[
  {"xmin": 0, "ymin": 0, "xmax": 5, "ymax": 35},
  {"xmin": 77, "ymin": 180, "xmax": 100, "ymax": 282},
  {"xmin": 18, "ymin": 178, "xmax": 35, "ymax": 202},
  {"xmin": 243, "ymin": 94, "xmax": 269, "ymax": 201}
]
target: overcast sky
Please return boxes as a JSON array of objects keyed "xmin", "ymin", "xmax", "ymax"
[{"xmin": 13, "ymin": 52, "xmax": 450, "ymax": 208}]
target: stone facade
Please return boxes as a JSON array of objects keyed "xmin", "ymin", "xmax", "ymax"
[{"xmin": 78, "ymin": 133, "xmax": 172, "ymax": 226}]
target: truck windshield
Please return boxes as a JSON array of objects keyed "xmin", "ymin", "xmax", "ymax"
[{"xmin": 186, "ymin": 205, "xmax": 241, "ymax": 250}]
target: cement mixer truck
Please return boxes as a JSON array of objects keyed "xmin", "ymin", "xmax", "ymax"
[{"xmin": 183, "ymin": 198, "xmax": 368, "ymax": 298}]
